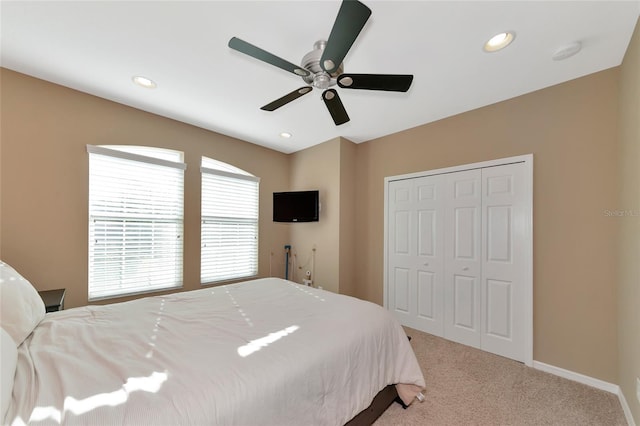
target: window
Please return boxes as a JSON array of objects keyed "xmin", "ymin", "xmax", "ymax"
[
  {"xmin": 87, "ymin": 145, "xmax": 185, "ymax": 300},
  {"xmin": 201, "ymin": 157, "xmax": 259, "ymax": 284}
]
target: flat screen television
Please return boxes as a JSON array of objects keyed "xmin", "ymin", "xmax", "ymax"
[{"xmin": 273, "ymin": 190, "xmax": 319, "ymax": 222}]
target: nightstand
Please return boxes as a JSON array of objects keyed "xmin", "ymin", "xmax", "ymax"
[{"xmin": 38, "ymin": 289, "xmax": 66, "ymax": 313}]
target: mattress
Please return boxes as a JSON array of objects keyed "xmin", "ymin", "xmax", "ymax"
[{"xmin": 6, "ymin": 278, "xmax": 425, "ymax": 425}]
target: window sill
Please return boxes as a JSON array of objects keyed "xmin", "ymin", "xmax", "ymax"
[{"xmin": 89, "ymin": 284, "xmax": 183, "ymax": 303}]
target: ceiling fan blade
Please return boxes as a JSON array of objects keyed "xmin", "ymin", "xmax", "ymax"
[
  {"xmin": 229, "ymin": 37, "xmax": 310, "ymax": 77},
  {"xmin": 337, "ymin": 74, "xmax": 414, "ymax": 92},
  {"xmin": 261, "ymin": 87, "xmax": 313, "ymax": 111},
  {"xmin": 322, "ymin": 89, "xmax": 350, "ymax": 125},
  {"xmin": 320, "ymin": 0, "xmax": 371, "ymax": 74}
]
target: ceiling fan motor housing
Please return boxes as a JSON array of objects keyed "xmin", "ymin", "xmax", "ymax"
[{"xmin": 301, "ymin": 40, "xmax": 343, "ymax": 89}]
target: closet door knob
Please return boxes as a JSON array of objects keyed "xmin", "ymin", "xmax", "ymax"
[{"xmin": 462, "ymin": 266, "xmax": 469, "ymax": 271}]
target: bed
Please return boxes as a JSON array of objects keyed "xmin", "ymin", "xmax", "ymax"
[{"xmin": 1, "ymin": 261, "xmax": 425, "ymax": 425}]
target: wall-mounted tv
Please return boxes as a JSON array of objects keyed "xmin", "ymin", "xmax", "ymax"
[{"xmin": 273, "ymin": 190, "xmax": 319, "ymax": 223}]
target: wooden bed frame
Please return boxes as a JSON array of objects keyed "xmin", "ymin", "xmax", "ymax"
[{"xmin": 345, "ymin": 385, "xmax": 400, "ymax": 426}]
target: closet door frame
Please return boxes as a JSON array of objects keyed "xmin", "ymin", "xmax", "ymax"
[{"xmin": 383, "ymin": 154, "xmax": 533, "ymax": 367}]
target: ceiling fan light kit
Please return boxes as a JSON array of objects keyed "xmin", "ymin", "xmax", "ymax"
[{"xmin": 228, "ymin": 0, "xmax": 414, "ymax": 126}]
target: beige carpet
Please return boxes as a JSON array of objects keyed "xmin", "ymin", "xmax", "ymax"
[{"xmin": 375, "ymin": 327, "xmax": 627, "ymax": 426}]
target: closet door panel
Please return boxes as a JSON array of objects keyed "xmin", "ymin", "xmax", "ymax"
[
  {"xmin": 444, "ymin": 169, "xmax": 481, "ymax": 348},
  {"xmin": 417, "ymin": 210, "xmax": 436, "ymax": 257},
  {"xmin": 416, "ymin": 209, "xmax": 436, "ymax": 319},
  {"xmin": 387, "ymin": 176, "xmax": 445, "ymax": 335},
  {"xmin": 453, "ymin": 274, "xmax": 476, "ymax": 329},
  {"xmin": 388, "ymin": 180, "xmax": 415, "ymax": 326},
  {"xmin": 414, "ymin": 175, "xmax": 445, "ymax": 335},
  {"xmin": 394, "ymin": 210, "xmax": 410, "ymax": 255},
  {"xmin": 453, "ymin": 207, "xmax": 478, "ymax": 259},
  {"xmin": 417, "ymin": 270, "xmax": 436, "ymax": 319},
  {"xmin": 393, "ymin": 267, "xmax": 411, "ymax": 313},
  {"xmin": 486, "ymin": 278, "xmax": 511, "ymax": 338},
  {"xmin": 486, "ymin": 205, "xmax": 512, "ymax": 263},
  {"xmin": 481, "ymin": 163, "xmax": 528, "ymax": 362}
]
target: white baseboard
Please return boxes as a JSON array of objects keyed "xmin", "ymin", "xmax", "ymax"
[
  {"xmin": 532, "ymin": 361, "xmax": 636, "ymax": 426},
  {"xmin": 618, "ymin": 387, "xmax": 637, "ymax": 426},
  {"xmin": 532, "ymin": 361, "xmax": 618, "ymax": 393}
]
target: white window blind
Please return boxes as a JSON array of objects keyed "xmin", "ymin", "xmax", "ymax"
[
  {"xmin": 201, "ymin": 158, "xmax": 259, "ymax": 284},
  {"xmin": 87, "ymin": 145, "xmax": 185, "ymax": 300}
]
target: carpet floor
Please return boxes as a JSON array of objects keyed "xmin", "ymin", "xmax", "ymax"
[{"xmin": 374, "ymin": 327, "xmax": 627, "ymax": 426}]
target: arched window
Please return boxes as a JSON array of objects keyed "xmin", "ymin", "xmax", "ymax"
[
  {"xmin": 87, "ymin": 145, "xmax": 185, "ymax": 299},
  {"xmin": 201, "ymin": 157, "xmax": 259, "ymax": 283}
]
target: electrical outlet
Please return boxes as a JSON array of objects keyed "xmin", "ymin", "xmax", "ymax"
[{"xmin": 636, "ymin": 377, "xmax": 640, "ymax": 403}]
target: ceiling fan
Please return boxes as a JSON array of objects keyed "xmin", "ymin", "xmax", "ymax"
[{"xmin": 228, "ymin": 0, "xmax": 413, "ymax": 126}]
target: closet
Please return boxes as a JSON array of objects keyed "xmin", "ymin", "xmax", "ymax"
[{"xmin": 384, "ymin": 155, "xmax": 532, "ymax": 364}]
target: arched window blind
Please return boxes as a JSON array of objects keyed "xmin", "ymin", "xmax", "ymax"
[
  {"xmin": 87, "ymin": 145, "xmax": 185, "ymax": 300},
  {"xmin": 201, "ymin": 157, "xmax": 259, "ymax": 284}
]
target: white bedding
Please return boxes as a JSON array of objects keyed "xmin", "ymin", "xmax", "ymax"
[{"xmin": 6, "ymin": 278, "xmax": 425, "ymax": 425}]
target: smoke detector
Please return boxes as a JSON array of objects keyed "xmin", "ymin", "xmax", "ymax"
[{"xmin": 552, "ymin": 41, "xmax": 582, "ymax": 61}]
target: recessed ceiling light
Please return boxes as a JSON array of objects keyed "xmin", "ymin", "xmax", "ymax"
[
  {"xmin": 280, "ymin": 132, "xmax": 292, "ymax": 139},
  {"xmin": 483, "ymin": 32, "xmax": 515, "ymax": 52},
  {"xmin": 132, "ymin": 75, "xmax": 157, "ymax": 89}
]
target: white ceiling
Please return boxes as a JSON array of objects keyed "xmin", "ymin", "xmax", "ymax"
[{"xmin": 1, "ymin": 1, "xmax": 639, "ymax": 154}]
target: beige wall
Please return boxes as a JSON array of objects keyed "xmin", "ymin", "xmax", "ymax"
[
  {"xmin": 0, "ymin": 68, "xmax": 291, "ymax": 309},
  {"xmin": 339, "ymin": 138, "xmax": 357, "ymax": 297},
  {"xmin": 0, "ymin": 71, "xmax": 3, "ymax": 259},
  {"xmin": 287, "ymin": 136, "xmax": 357, "ymax": 296},
  {"xmin": 617, "ymin": 17, "xmax": 640, "ymax": 423},
  {"xmin": 289, "ymin": 138, "xmax": 341, "ymax": 292},
  {"xmin": 354, "ymin": 69, "xmax": 620, "ymax": 383}
]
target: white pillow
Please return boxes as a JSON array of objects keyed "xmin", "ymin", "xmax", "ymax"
[
  {"xmin": 1, "ymin": 327, "xmax": 17, "ymax": 423},
  {"xmin": 0, "ymin": 261, "xmax": 45, "ymax": 345}
]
